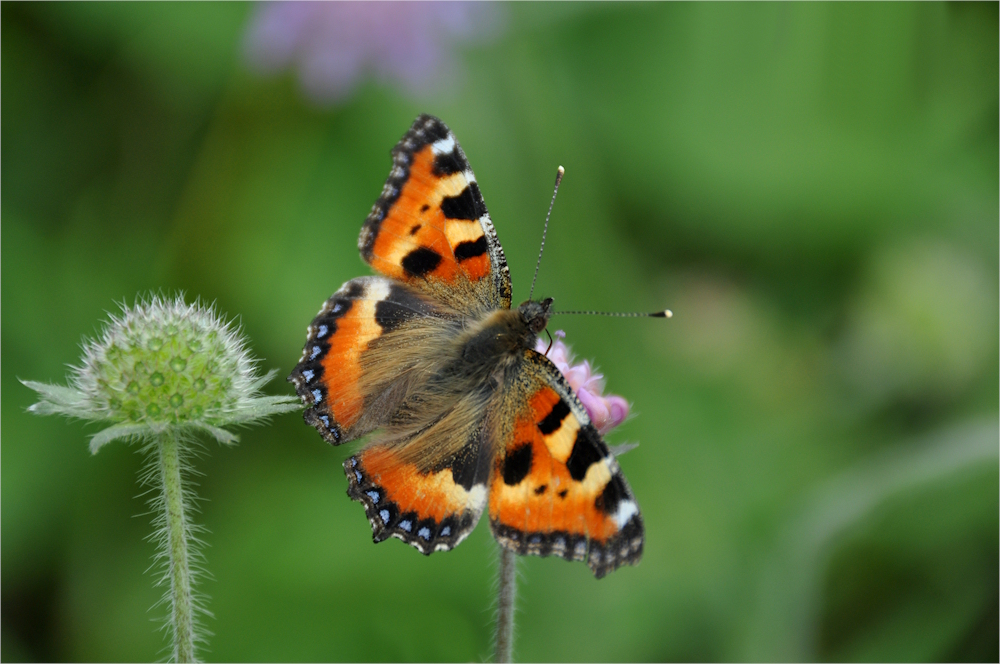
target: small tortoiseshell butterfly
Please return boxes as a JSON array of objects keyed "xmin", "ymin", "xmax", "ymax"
[{"xmin": 289, "ymin": 115, "xmax": 643, "ymax": 577}]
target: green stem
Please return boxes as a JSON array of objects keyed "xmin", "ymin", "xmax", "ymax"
[
  {"xmin": 494, "ymin": 546, "xmax": 517, "ymax": 663},
  {"xmin": 158, "ymin": 430, "xmax": 196, "ymax": 663}
]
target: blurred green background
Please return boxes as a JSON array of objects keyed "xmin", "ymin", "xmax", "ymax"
[{"xmin": 3, "ymin": 2, "xmax": 997, "ymax": 662}]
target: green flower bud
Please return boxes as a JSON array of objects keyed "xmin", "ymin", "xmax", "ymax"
[
  {"xmin": 23, "ymin": 295, "xmax": 299, "ymax": 453},
  {"xmin": 21, "ymin": 294, "xmax": 301, "ymax": 662}
]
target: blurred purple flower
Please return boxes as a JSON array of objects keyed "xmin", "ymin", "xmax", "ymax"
[
  {"xmin": 536, "ymin": 330, "xmax": 630, "ymax": 435},
  {"xmin": 243, "ymin": 1, "xmax": 502, "ymax": 105}
]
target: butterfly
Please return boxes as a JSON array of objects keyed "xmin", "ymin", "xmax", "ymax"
[{"xmin": 289, "ymin": 114, "xmax": 643, "ymax": 577}]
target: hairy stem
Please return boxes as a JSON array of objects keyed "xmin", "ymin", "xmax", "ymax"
[
  {"xmin": 494, "ymin": 546, "xmax": 517, "ymax": 663},
  {"xmin": 158, "ymin": 431, "xmax": 196, "ymax": 663}
]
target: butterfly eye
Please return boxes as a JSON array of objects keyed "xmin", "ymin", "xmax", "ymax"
[
  {"xmin": 517, "ymin": 298, "xmax": 553, "ymax": 336},
  {"xmin": 534, "ymin": 299, "xmax": 554, "ymax": 332}
]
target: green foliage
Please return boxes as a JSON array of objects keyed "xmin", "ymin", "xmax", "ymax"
[{"xmin": 3, "ymin": 2, "xmax": 996, "ymax": 662}]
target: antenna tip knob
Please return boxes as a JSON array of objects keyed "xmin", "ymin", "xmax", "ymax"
[{"xmin": 663, "ymin": 309, "xmax": 673, "ymax": 318}]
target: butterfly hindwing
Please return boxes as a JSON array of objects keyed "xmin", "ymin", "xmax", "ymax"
[
  {"xmin": 488, "ymin": 351, "xmax": 644, "ymax": 578},
  {"xmin": 358, "ymin": 114, "xmax": 511, "ymax": 312},
  {"xmin": 344, "ymin": 415, "xmax": 492, "ymax": 554},
  {"xmin": 289, "ymin": 275, "xmax": 441, "ymax": 444}
]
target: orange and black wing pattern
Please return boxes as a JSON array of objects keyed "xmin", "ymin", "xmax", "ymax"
[
  {"xmin": 288, "ymin": 276, "xmax": 438, "ymax": 445},
  {"xmin": 344, "ymin": 429, "xmax": 492, "ymax": 554},
  {"xmin": 488, "ymin": 351, "xmax": 644, "ymax": 578},
  {"xmin": 358, "ymin": 114, "xmax": 511, "ymax": 311}
]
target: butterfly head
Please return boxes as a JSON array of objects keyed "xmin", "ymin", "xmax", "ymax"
[{"xmin": 517, "ymin": 297, "xmax": 553, "ymax": 335}]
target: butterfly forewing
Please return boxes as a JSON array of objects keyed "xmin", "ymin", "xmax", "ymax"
[{"xmin": 358, "ymin": 114, "xmax": 511, "ymax": 311}]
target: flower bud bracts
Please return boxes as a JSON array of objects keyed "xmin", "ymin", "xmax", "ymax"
[{"xmin": 23, "ymin": 295, "xmax": 299, "ymax": 452}]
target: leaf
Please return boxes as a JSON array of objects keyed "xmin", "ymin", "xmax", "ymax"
[
  {"xmin": 89, "ymin": 423, "xmax": 152, "ymax": 453},
  {"xmin": 20, "ymin": 380, "xmax": 93, "ymax": 418}
]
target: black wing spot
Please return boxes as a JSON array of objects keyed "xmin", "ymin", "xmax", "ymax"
[
  {"xmin": 566, "ymin": 427, "xmax": 604, "ymax": 481},
  {"xmin": 433, "ymin": 148, "xmax": 467, "ymax": 176},
  {"xmin": 538, "ymin": 399, "xmax": 571, "ymax": 435},
  {"xmin": 534, "ymin": 484, "xmax": 548, "ymax": 495},
  {"xmin": 439, "ymin": 441, "xmax": 489, "ymax": 492},
  {"xmin": 440, "ymin": 183, "xmax": 483, "ymax": 221},
  {"xmin": 373, "ymin": 284, "xmax": 433, "ymax": 332},
  {"xmin": 453, "ymin": 236, "xmax": 488, "ymax": 262},
  {"xmin": 410, "ymin": 223, "xmax": 422, "ymax": 234},
  {"xmin": 595, "ymin": 474, "xmax": 627, "ymax": 515},
  {"xmin": 373, "ymin": 300, "xmax": 406, "ymax": 333},
  {"xmin": 558, "ymin": 489, "xmax": 569, "ymax": 499},
  {"xmin": 401, "ymin": 247, "xmax": 442, "ymax": 277},
  {"xmin": 502, "ymin": 443, "xmax": 533, "ymax": 486}
]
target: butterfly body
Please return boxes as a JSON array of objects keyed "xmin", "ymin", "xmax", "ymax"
[{"xmin": 290, "ymin": 115, "xmax": 643, "ymax": 577}]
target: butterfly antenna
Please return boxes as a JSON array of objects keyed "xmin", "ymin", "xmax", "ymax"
[
  {"xmin": 529, "ymin": 166, "xmax": 565, "ymax": 302},
  {"xmin": 553, "ymin": 309, "xmax": 674, "ymax": 318}
]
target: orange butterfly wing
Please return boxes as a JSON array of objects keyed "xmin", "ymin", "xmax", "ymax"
[
  {"xmin": 344, "ymin": 431, "xmax": 491, "ymax": 554},
  {"xmin": 289, "ymin": 276, "xmax": 440, "ymax": 444},
  {"xmin": 358, "ymin": 114, "xmax": 511, "ymax": 311},
  {"xmin": 489, "ymin": 351, "xmax": 644, "ymax": 578}
]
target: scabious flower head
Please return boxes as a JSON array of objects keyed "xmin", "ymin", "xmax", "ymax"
[
  {"xmin": 243, "ymin": 1, "xmax": 503, "ymax": 105},
  {"xmin": 536, "ymin": 330, "xmax": 630, "ymax": 435},
  {"xmin": 23, "ymin": 295, "xmax": 299, "ymax": 453}
]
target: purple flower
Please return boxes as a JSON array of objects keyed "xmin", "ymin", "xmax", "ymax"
[
  {"xmin": 243, "ymin": 1, "xmax": 502, "ymax": 105},
  {"xmin": 536, "ymin": 331, "xmax": 630, "ymax": 435}
]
